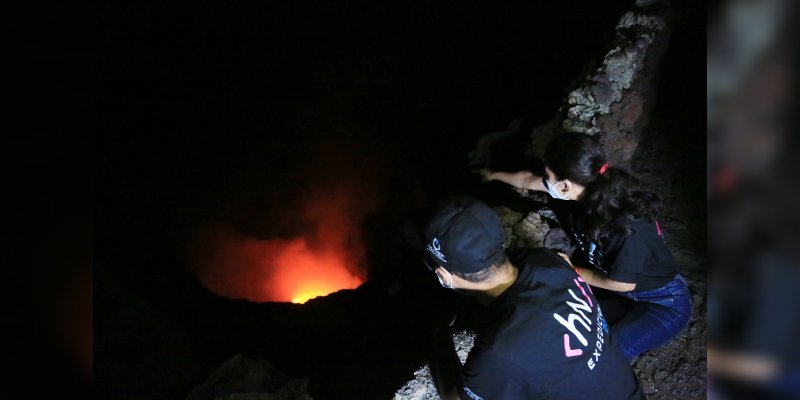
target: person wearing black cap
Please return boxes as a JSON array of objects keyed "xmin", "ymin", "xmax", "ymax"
[{"xmin": 424, "ymin": 195, "xmax": 644, "ymax": 400}]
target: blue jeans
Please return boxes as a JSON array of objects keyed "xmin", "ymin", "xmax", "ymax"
[{"xmin": 612, "ymin": 275, "xmax": 693, "ymax": 358}]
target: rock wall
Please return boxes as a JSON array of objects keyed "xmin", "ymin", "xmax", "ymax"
[
  {"xmin": 468, "ymin": 4, "xmax": 674, "ymax": 168},
  {"xmin": 555, "ymin": 10, "xmax": 671, "ymax": 166}
]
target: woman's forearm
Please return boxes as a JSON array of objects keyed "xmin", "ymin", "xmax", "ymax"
[
  {"xmin": 484, "ymin": 170, "xmax": 545, "ymax": 191},
  {"xmin": 576, "ymin": 267, "xmax": 636, "ymax": 292}
]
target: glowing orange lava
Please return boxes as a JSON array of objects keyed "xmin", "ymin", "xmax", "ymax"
[
  {"xmin": 272, "ymin": 238, "xmax": 363, "ymax": 303},
  {"xmin": 292, "ymin": 291, "xmax": 326, "ymax": 304},
  {"xmin": 187, "ymin": 226, "xmax": 364, "ymax": 303}
]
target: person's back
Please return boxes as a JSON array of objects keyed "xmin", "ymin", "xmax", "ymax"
[{"xmin": 460, "ymin": 248, "xmax": 643, "ymax": 399}]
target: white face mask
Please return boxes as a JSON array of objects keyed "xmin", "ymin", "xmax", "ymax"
[
  {"xmin": 425, "ymin": 258, "xmax": 455, "ymax": 289},
  {"xmin": 435, "ymin": 267, "xmax": 454, "ymax": 289},
  {"xmin": 543, "ymin": 177, "xmax": 570, "ymax": 200}
]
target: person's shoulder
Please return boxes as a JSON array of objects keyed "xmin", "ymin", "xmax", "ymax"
[
  {"xmin": 602, "ymin": 217, "xmax": 664, "ymax": 262},
  {"xmin": 510, "ymin": 248, "xmax": 575, "ymax": 289},
  {"xmin": 606, "ymin": 215, "xmax": 655, "ymax": 242},
  {"xmin": 627, "ymin": 216, "xmax": 656, "ymax": 233},
  {"xmin": 620, "ymin": 218, "xmax": 662, "ymax": 247},
  {"xmin": 512, "ymin": 247, "xmax": 568, "ymax": 268}
]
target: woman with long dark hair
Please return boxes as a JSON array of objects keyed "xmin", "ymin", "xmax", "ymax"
[{"xmin": 480, "ymin": 131, "xmax": 693, "ymax": 358}]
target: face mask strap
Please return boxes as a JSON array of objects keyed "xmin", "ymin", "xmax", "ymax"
[
  {"xmin": 436, "ymin": 268, "xmax": 454, "ymax": 289},
  {"xmin": 545, "ymin": 177, "xmax": 570, "ymax": 200}
]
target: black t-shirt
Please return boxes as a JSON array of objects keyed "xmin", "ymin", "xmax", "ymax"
[
  {"xmin": 549, "ymin": 200, "xmax": 677, "ymax": 293},
  {"xmin": 458, "ymin": 249, "xmax": 644, "ymax": 400},
  {"xmin": 547, "ymin": 199, "xmax": 606, "ymax": 271},
  {"xmin": 603, "ymin": 217, "xmax": 677, "ymax": 292}
]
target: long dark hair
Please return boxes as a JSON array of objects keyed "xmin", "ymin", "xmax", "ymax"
[{"xmin": 544, "ymin": 132, "xmax": 664, "ymax": 242}]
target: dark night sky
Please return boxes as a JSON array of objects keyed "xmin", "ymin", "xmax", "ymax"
[
  {"xmin": 95, "ymin": 0, "xmax": 630, "ymax": 205},
  {"xmin": 2, "ymin": 0, "xmax": 705, "ymax": 398}
]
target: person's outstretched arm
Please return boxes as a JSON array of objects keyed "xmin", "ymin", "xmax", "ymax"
[{"xmin": 480, "ymin": 169, "xmax": 546, "ymax": 192}]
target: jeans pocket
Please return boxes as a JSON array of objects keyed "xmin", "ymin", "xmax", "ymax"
[
  {"xmin": 668, "ymin": 276, "xmax": 690, "ymax": 298},
  {"xmin": 650, "ymin": 296, "xmax": 675, "ymax": 308}
]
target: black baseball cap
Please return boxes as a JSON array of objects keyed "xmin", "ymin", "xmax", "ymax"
[{"xmin": 424, "ymin": 196, "xmax": 506, "ymax": 274}]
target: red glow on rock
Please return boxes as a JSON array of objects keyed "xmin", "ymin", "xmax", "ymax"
[
  {"xmin": 187, "ymin": 227, "xmax": 364, "ymax": 303},
  {"xmin": 272, "ymin": 239, "xmax": 364, "ymax": 303}
]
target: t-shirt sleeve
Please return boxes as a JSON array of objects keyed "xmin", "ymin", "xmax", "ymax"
[
  {"xmin": 459, "ymin": 351, "xmax": 541, "ymax": 400},
  {"xmin": 603, "ymin": 232, "xmax": 649, "ymax": 284}
]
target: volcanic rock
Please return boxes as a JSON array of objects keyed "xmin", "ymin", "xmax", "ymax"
[
  {"xmin": 393, "ymin": 331, "xmax": 476, "ymax": 400},
  {"xmin": 187, "ymin": 354, "xmax": 312, "ymax": 400}
]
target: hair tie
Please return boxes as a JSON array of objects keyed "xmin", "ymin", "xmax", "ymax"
[{"xmin": 599, "ymin": 163, "xmax": 609, "ymax": 175}]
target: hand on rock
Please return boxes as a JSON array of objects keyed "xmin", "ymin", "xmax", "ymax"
[{"xmin": 513, "ymin": 187, "xmax": 530, "ymax": 197}]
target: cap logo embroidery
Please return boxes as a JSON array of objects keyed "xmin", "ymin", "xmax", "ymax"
[{"xmin": 427, "ymin": 238, "xmax": 447, "ymax": 263}]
